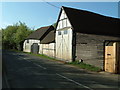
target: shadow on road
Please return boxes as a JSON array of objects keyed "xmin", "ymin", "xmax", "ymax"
[{"xmin": 2, "ymin": 50, "xmax": 120, "ymax": 89}]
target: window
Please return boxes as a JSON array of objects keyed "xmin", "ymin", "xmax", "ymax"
[
  {"xmin": 27, "ymin": 40, "xmax": 29, "ymax": 43},
  {"xmin": 64, "ymin": 30, "xmax": 68, "ymax": 34},
  {"xmin": 58, "ymin": 31, "xmax": 61, "ymax": 35}
]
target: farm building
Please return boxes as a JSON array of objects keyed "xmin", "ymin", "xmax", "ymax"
[
  {"xmin": 55, "ymin": 6, "xmax": 120, "ymax": 73},
  {"xmin": 40, "ymin": 28, "xmax": 55, "ymax": 57},
  {"xmin": 23, "ymin": 25, "xmax": 55, "ymax": 55}
]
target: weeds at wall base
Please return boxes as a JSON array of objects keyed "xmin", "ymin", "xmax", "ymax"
[
  {"xmin": 8, "ymin": 49, "xmax": 102, "ymax": 72},
  {"xmin": 67, "ymin": 61, "xmax": 102, "ymax": 72}
]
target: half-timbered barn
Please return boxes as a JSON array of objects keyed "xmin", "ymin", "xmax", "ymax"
[
  {"xmin": 55, "ymin": 6, "xmax": 120, "ymax": 72},
  {"xmin": 23, "ymin": 25, "xmax": 54, "ymax": 54},
  {"xmin": 40, "ymin": 28, "xmax": 55, "ymax": 57}
]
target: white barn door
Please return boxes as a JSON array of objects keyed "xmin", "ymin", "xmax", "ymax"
[
  {"xmin": 56, "ymin": 8, "xmax": 73, "ymax": 62},
  {"xmin": 56, "ymin": 29, "xmax": 72, "ymax": 61},
  {"xmin": 56, "ymin": 31, "xmax": 63, "ymax": 60}
]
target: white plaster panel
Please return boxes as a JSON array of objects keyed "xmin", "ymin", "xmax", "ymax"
[
  {"xmin": 23, "ymin": 39, "xmax": 40, "ymax": 53},
  {"xmin": 56, "ymin": 9, "xmax": 72, "ymax": 30}
]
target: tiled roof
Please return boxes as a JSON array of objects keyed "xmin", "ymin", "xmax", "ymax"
[
  {"xmin": 26, "ymin": 26, "xmax": 54, "ymax": 41},
  {"xmin": 40, "ymin": 30, "xmax": 55, "ymax": 44},
  {"xmin": 60, "ymin": 6, "xmax": 120, "ymax": 37}
]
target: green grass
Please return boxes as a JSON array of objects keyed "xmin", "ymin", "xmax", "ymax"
[
  {"xmin": 8, "ymin": 49, "xmax": 58, "ymax": 61},
  {"xmin": 23, "ymin": 51, "xmax": 59, "ymax": 61},
  {"xmin": 9, "ymin": 49, "xmax": 102, "ymax": 72},
  {"xmin": 67, "ymin": 60, "xmax": 102, "ymax": 72},
  {"xmin": 31, "ymin": 53, "xmax": 57, "ymax": 60},
  {"xmin": 24, "ymin": 52, "xmax": 102, "ymax": 72}
]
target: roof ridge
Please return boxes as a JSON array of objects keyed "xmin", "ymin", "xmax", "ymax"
[
  {"xmin": 59, "ymin": 6, "xmax": 119, "ymax": 36},
  {"xmin": 36, "ymin": 25, "xmax": 51, "ymax": 31},
  {"xmin": 26, "ymin": 25, "xmax": 54, "ymax": 40},
  {"xmin": 62, "ymin": 6, "xmax": 119, "ymax": 19}
]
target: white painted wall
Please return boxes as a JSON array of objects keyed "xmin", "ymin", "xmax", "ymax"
[
  {"xmin": 23, "ymin": 39, "xmax": 55, "ymax": 57},
  {"xmin": 23, "ymin": 39, "xmax": 40, "ymax": 53},
  {"xmin": 56, "ymin": 8, "xmax": 73, "ymax": 62},
  {"xmin": 57, "ymin": 10, "xmax": 71, "ymax": 30},
  {"xmin": 41, "ymin": 43, "xmax": 55, "ymax": 57},
  {"xmin": 39, "ymin": 44, "xmax": 43, "ymax": 54}
]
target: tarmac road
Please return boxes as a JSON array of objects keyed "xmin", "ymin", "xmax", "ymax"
[{"xmin": 2, "ymin": 50, "xmax": 120, "ymax": 89}]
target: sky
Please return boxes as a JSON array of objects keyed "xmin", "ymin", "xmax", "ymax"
[{"xmin": 1, "ymin": 2, "xmax": 119, "ymax": 30}]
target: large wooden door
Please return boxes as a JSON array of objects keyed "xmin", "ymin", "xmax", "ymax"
[
  {"xmin": 56, "ymin": 30, "xmax": 69, "ymax": 60},
  {"xmin": 105, "ymin": 42, "xmax": 119, "ymax": 73},
  {"xmin": 56, "ymin": 29, "xmax": 72, "ymax": 61},
  {"xmin": 62, "ymin": 30, "xmax": 70, "ymax": 61}
]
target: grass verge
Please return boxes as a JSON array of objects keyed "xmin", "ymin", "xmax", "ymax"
[
  {"xmin": 67, "ymin": 60, "xmax": 102, "ymax": 72},
  {"xmin": 27, "ymin": 52, "xmax": 58, "ymax": 61},
  {"xmin": 8, "ymin": 49, "xmax": 58, "ymax": 61},
  {"xmin": 8, "ymin": 49, "xmax": 102, "ymax": 72}
]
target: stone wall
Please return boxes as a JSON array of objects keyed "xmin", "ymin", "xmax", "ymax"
[{"xmin": 75, "ymin": 33, "xmax": 120, "ymax": 69}]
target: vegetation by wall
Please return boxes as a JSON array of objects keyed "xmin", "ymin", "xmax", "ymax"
[{"xmin": 1, "ymin": 21, "xmax": 33, "ymax": 50}]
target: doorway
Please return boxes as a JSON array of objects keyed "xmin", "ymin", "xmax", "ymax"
[
  {"xmin": 31, "ymin": 43, "xmax": 39, "ymax": 54},
  {"xmin": 104, "ymin": 41, "xmax": 120, "ymax": 73}
]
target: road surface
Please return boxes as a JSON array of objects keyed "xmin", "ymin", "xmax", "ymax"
[{"xmin": 2, "ymin": 50, "xmax": 120, "ymax": 89}]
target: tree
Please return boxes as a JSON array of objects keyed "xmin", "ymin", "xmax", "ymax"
[
  {"xmin": 14, "ymin": 22, "xmax": 33, "ymax": 50},
  {"xmin": 2, "ymin": 21, "xmax": 33, "ymax": 50},
  {"xmin": 2, "ymin": 25, "xmax": 18, "ymax": 49}
]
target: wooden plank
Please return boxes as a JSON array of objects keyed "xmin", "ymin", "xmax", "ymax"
[
  {"xmin": 105, "ymin": 42, "xmax": 116, "ymax": 73},
  {"xmin": 116, "ymin": 42, "xmax": 120, "ymax": 73}
]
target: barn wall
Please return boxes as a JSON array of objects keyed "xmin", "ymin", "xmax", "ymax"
[
  {"xmin": 56, "ymin": 9, "xmax": 71, "ymax": 30},
  {"xmin": 39, "ymin": 44, "xmax": 43, "ymax": 54},
  {"xmin": 41, "ymin": 43, "xmax": 55, "ymax": 58},
  {"xmin": 23, "ymin": 39, "xmax": 40, "ymax": 53},
  {"xmin": 75, "ymin": 33, "xmax": 120, "ymax": 69},
  {"xmin": 55, "ymin": 8, "xmax": 73, "ymax": 62},
  {"xmin": 56, "ymin": 28, "xmax": 73, "ymax": 62}
]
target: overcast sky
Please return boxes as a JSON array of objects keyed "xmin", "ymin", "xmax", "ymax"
[{"xmin": 1, "ymin": 2, "xmax": 119, "ymax": 30}]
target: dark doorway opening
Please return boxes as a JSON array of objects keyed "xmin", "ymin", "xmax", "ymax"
[{"xmin": 31, "ymin": 43, "xmax": 39, "ymax": 54}]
